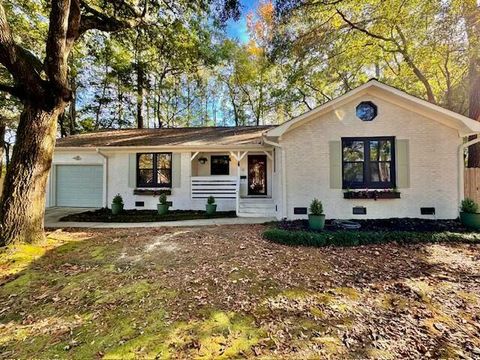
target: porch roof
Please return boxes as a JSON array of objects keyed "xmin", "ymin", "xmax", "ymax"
[{"xmin": 56, "ymin": 126, "xmax": 275, "ymax": 149}]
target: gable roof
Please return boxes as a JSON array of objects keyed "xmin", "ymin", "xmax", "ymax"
[
  {"xmin": 56, "ymin": 126, "xmax": 275, "ymax": 149},
  {"xmin": 266, "ymin": 80, "xmax": 480, "ymax": 138}
]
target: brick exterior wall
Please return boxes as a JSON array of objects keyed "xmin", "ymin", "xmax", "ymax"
[{"xmin": 280, "ymin": 94, "xmax": 461, "ymax": 219}]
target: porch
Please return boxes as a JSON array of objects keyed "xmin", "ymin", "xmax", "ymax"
[{"xmin": 190, "ymin": 150, "xmax": 276, "ymax": 217}]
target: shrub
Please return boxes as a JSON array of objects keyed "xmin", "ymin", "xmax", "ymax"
[
  {"xmin": 112, "ymin": 194, "xmax": 123, "ymax": 205},
  {"xmin": 309, "ymin": 198, "xmax": 323, "ymax": 215},
  {"xmin": 207, "ymin": 196, "xmax": 215, "ymax": 205},
  {"xmin": 159, "ymin": 193, "xmax": 168, "ymax": 205},
  {"xmin": 461, "ymin": 198, "xmax": 478, "ymax": 214},
  {"xmin": 262, "ymin": 228, "xmax": 480, "ymax": 248}
]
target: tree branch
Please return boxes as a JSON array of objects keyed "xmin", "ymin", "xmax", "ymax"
[
  {"xmin": 0, "ymin": 3, "xmax": 46, "ymax": 101},
  {"xmin": 66, "ymin": 0, "xmax": 81, "ymax": 51},
  {"xmin": 335, "ymin": 8, "xmax": 393, "ymax": 42},
  {"xmin": 78, "ymin": 0, "xmax": 143, "ymax": 36},
  {"xmin": 0, "ymin": 83, "xmax": 23, "ymax": 98},
  {"xmin": 46, "ymin": 0, "xmax": 72, "ymax": 100}
]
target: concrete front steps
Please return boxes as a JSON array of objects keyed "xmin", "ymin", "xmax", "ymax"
[{"xmin": 238, "ymin": 198, "xmax": 276, "ymax": 217}]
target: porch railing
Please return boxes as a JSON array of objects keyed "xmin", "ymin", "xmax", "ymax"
[{"xmin": 191, "ymin": 176, "xmax": 237, "ymax": 199}]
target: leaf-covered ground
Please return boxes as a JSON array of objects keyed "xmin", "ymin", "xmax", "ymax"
[{"xmin": 0, "ymin": 225, "xmax": 479, "ymax": 359}]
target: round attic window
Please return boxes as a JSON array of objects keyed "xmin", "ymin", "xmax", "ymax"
[{"xmin": 356, "ymin": 101, "xmax": 377, "ymax": 121}]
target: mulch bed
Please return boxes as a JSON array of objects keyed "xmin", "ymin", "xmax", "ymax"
[
  {"xmin": 60, "ymin": 208, "xmax": 237, "ymax": 222},
  {"xmin": 278, "ymin": 218, "xmax": 471, "ymax": 232}
]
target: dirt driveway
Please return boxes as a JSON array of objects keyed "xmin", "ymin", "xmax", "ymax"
[{"xmin": 0, "ymin": 225, "xmax": 479, "ymax": 358}]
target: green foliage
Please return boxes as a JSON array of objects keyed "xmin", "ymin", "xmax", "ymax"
[
  {"xmin": 159, "ymin": 193, "xmax": 168, "ymax": 205},
  {"xmin": 309, "ymin": 198, "xmax": 323, "ymax": 215},
  {"xmin": 273, "ymin": 0, "xmax": 475, "ymax": 115},
  {"xmin": 207, "ymin": 195, "xmax": 216, "ymax": 204},
  {"xmin": 262, "ymin": 228, "xmax": 480, "ymax": 247},
  {"xmin": 112, "ymin": 194, "xmax": 124, "ymax": 205},
  {"xmin": 461, "ymin": 198, "xmax": 479, "ymax": 213}
]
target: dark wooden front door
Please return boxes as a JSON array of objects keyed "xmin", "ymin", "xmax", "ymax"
[{"xmin": 248, "ymin": 155, "xmax": 267, "ymax": 195}]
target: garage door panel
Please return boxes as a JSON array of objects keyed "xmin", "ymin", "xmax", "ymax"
[{"xmin": 56, "ymin": 165, "xmax": 103, "ymax": 207}]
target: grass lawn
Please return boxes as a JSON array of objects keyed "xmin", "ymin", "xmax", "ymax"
[{"xmin": 1, "ymin": 225, "xmax": 479, "ymax": 358}]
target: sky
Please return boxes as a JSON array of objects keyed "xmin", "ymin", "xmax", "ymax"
[{"xmin": 225, "ymin": 0, "xmax": 257, "ymax": 43}]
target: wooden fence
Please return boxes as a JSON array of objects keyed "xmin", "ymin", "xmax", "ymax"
[{"xmin": 464, "ymin": 168, "xmax": 480, "ymax": 203}]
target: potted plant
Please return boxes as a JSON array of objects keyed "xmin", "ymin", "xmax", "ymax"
[
  {"xmin": 460, "ymin": 198, "xmax": 480, "ymax": 229},
  {"xmin": 157, "ymin": 193, "xmax": 169, "ymax": 215},
  {"xmin": 206, "ymin": 196, "xmax": 217, "ymax": 215},
  {"xmin": 111, "ymin": 194, "xmax": 124, "ymax": 215},
  {"xmin": 308, "ymin": 198, "xmax": 325, "ymax": 230}
]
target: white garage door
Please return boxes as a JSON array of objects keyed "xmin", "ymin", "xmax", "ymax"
[{"xmin": 56, "ymin": 165, "xmax": 103, "ymax": 207}]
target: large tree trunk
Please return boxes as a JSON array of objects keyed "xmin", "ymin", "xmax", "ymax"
[{"xmin": 0, "ymin": 103, "xmax": 62, "ymax": 245}]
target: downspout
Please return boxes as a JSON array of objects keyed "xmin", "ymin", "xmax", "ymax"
[
  {"xmin": 96, "ymin": 148, "xmax": 109, "ymax": 208},
  {"xmin": 458, "ymin": 134, "xmax": 480, "ymax": 209},
  {"xmin": 263, "ymin": 137, "xmax": 287, "ymax": 219}
]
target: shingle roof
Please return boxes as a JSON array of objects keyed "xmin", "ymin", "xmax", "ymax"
[{"xmin": 56, "ymin": 126, "xmax": 275, "ymax": 148}]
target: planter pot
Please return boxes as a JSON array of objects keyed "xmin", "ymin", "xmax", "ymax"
[
  {"xmin": 111, "ymin": 203, "xmax": 123, "ymax": 215},
  {"xmin": 206, "ymin": 204, "xmax": 217, "ymax": 215},
  {"xmin": 308, "ymin": 214, "xmax": 326, "ymax": 230},
  {"xmin": 157, "ymin": 204, "xmax": 170, "ymax": 215},
  {"xmin": 460, "ymin": 212, "xmax": 480, "ymax": 230}
]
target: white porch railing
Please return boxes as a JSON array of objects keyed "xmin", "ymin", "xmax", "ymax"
[{"xmin": 191, "ymin": 176, "xmax": 237, "ymax": 199}]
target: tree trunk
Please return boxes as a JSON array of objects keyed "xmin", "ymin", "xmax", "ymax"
[
  {"xmin": 59, "ymin": 111, "xmax": 67, "ymax": 137},
  {"xmin": 69, "ymin": 79, "xmax": 77, "ymax": 135},
  {"xmin": 0, "ymin": 103, "xmax": 62, "ymax": 245},
  {"xmin": 467, "ymin": 62, "xmax": 480, "ymax": 167},
  {"xmin": 136, "ymin": 63, "xmax": 145, "ymax": 128},
  {"xmin": 4, "ymin": 143, "xmax": 10, "ymax": 167},
  {"xmin": 0, "ymin": 122, "xmax": 5, "ymax": 177},
  {"xmin": 465, "ymin": 0, "xmax": 480, "ymax": 167}
]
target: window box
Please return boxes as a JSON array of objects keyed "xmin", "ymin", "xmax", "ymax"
[
  {"xmin": 133, "ymin": 189, "xmax": 172, "ymax": 196},
  {"xmin": 343, "ymin": 190, "xmax": 400, "ymax": 200}
]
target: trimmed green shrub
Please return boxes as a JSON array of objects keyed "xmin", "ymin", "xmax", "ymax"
[
  {"xmin": 309, "ymin": 198, "xmax": 323, "ymax": 215},
  {"xmin": 159, "ymin": 193, "xmax": 168, "ymax": 205},
  {"xmin": 207, "ymin": 196, "xmax": 215, "ymax": 205},
  {"xmin": 112, "ymin": 194, "xmax": 123, "ymax": 205},
  {"xmin": 461, "ymin": 198, "xmax": 479, "ymax": 213},
  {"xmin": 262, "ymin": 228, "xmax": 480, "ymax": 248}
]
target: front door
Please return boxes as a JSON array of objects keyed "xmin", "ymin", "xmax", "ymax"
[{"xmin": 248, "ymin": 155, "xmax": 267, "ymax": 195}]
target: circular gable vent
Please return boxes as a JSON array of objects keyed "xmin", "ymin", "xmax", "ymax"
[{"xmin": 356, "ymin": 101, "xmax": 377, "ymax": 121}]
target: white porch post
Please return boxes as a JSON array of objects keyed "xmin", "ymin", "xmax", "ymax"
[
  {"xmin": 230, "ymin": 151, "xmax": 241, "ymax": 215},
  {"xmin": 237, "ymin": 152, "xmax": 240, "ymax": 215},
  {"xmin": 230, "ymin": 151, "xmax": 247, "ymax": 216}
]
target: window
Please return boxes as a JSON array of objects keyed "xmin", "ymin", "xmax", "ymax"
[
  {"xmin": 356, "ymin": 101, "xmax": 377, "ymax": 121},
  {"xmin": 211, "ymin": 155, "xmax": 230, "ymax": 175},
  {"xmin": 342, "ymin": 137, "xmax": 395, "ymax": 189},
  {"xmin": 137, "ymin": 153, "xmax": 172, "ymax": 188}
]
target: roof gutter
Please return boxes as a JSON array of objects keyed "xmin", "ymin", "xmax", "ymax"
[{"xmin": 264, "ymin": 136, "xmax": 287, "ymax": 219}]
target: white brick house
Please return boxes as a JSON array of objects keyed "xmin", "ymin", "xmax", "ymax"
[{"xmin": 48, "ymin": 80, "xmax": 480, "ymax": 219}]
